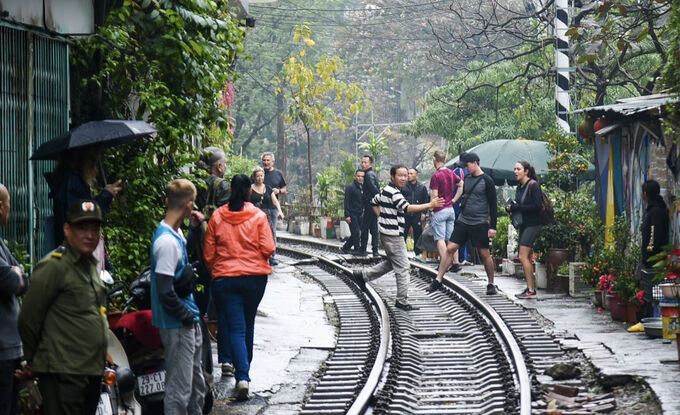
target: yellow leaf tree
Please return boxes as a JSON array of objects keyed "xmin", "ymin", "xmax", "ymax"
[{"xmin": 276, "ymin": 23, "xmax": 367, "ymax": 214}]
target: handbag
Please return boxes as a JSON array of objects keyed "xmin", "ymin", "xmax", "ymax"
[{"xmin": 511, "ymin": 182, "xmax": 530, "ymax": 229}]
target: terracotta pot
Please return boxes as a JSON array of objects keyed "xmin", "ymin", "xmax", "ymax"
[
  {"xmin": 546, "ymin": 248, "xmax": 570, "ymax": 292},
  {"xmin": 592, "ymin": 290, "xmax": 603, "ymax": 308},
  {"xmin": 608, "ymin": 293, "xmax": 627, "ymax": 321}
]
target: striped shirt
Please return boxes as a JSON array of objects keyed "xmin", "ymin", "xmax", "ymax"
[{"xmin": 370, "ymin": 183, "xmax": 410, "ymax": 236}]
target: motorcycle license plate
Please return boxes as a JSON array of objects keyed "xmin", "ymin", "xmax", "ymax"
[
  {"xmin": 96, "ymin": 393, "xmax": 113, "ymax": 415},
  {"xmin": 138, "ymin": 370, "xmax": 166, "ymax": 396}
]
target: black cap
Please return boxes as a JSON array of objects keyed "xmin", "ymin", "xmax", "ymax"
[
  {"xmin": 460, "ymin": 152, "xmax": 480, "ymax": 164},
  {"xmin": 66, "ymin": 200, "xmax": 103, "ymax": 224}
]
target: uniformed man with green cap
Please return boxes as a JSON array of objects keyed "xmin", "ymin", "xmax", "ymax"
[{"xmin": 18, "ymin": 199, "xmax": 108, "ymax": 415}]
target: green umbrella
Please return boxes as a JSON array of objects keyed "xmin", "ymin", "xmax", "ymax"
[{"xmin": 445, "ymin": 139, "xmax": 594, "ymax": 186}]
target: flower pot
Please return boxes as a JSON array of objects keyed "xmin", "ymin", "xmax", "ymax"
[
  {"xmin": 535, "ymin": 263, "xmax": 547, "ymax": 289},
  {"xmin": 661, "ymin": 301, "xmax": 679, "ymax": 339},
  {"xmin": 608, "ymin": 293, "xmax": 627, "ymax": 321},
  {"xmin": 546, "ymin": 248, "xmax": 570, "ymax": 293},
  {"xmin": 592, "ymin": 290, "xmax": 603, "ymax": 308},
  {"xmin": 603, "ymin": 290, "xmax": 610, "ymax": 310},
  {"xmin": 660, "ymin": 283, "xmax": 680, "ymax": 300}
]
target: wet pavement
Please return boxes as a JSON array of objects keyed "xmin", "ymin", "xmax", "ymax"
[{"xmin": 209, "ymin": 232, "xmax": 680, "ymax": 413}]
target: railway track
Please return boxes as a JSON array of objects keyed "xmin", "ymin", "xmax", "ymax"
[{"xmin": 277, "ymin": 235, "xmax": 548, "ymax": 414}]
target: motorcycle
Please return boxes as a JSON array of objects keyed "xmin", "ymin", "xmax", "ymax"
[{"xmin": 107, "ymin": 269, "xmax": 213, "ymax": 414}]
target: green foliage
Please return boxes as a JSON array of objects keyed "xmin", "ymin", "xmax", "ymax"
[
  {"xmin": 545, "ymin": 130, "xmax": 591, "ymax": 189},
  {"xmin": 403, "ymin": 51, "xmax": 556, "ymax": 151},
  {"xmin": 7, "ymin": 241, "xmax": 31, "ymax": 274},
  {"xmin": 315, "ymin": 166, "xmax": 344, "ymax": 218},
  {"xmin": 357, "ymin": 132, "xmax": 390, "ymax": 174},
  {"xmin": 72, "ymin": 1, "xmax": 245, "ymax": 282},
  {"xmin": 580, "ymin": 247, "xmax": 617, "ymax": 288},
  {"xmin": 338, "ymin": 151, "xmax": 359, "ymax": 187},
  {"xmin": 533, "ymin": 185, "xmax": 600, "ymax": 257},
  {"xmin": 226, "ymin": 154, "xmax": 258, "ymax": 178},
  {"xmin": 491, "ymin": 216, "xmax": 511, "ymax": 257}
]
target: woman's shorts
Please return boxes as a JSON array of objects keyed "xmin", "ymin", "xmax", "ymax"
[{"xmin": 518, "ymin": 225, "xmax": 542, "ymax": 248}]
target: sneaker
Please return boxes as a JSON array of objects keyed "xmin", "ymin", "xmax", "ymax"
[
  {"xmin": 221, "ymin": 363, "xmax": 234, "ymax": 377},
  {"xmin": 351, "ymin": 270, "xmax": 367, "ymax": 291},
  {"xmin": 269, "ymin": 257, "xmax": 279, "ymax": 266},
  {"xmin": 341, "ymin": 247, "xmax": 351, "ymax": 254},
  {"xmin": 372, "ymin": 251, "xmax": 380, "ymax": 258},
  {"xmin": 426, "ymin": 279, "xmax": 443, "ymax": 293},
  {"xmin": 395, "ymin": 301, "xmax": 419, "ymax": 311},
  {"xmin": 449, "ymin": 263, "xmax": 462, "ymax": 273},
  {"xmin": 515, "ymin": 289, "xmax": 537, "ymax": 299},
  {"xmin": 486, "ymin": 283, "xmax": 497, "ymax": 295},
  {"xmin": 233, "ymin": 380, "xmax": 249, "ymax": 401},
  {"xmin": 355, "ymin": 251, "xmax": 368, "ymax": 257}
]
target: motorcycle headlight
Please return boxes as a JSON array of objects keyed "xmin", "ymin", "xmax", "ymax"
[{"xmin": 116, "ymin": 367, "xmax": 136, "ymax": 394}]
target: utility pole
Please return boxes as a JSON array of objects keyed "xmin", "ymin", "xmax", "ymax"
[{"xmin": 555, "ymin": 0, "xmax": 571, "ymax": 134}]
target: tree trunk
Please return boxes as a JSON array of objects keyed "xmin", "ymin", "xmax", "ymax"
[
  {"xmin": 276, "ymin": 64, "xmax": 286, "ymax": 180},
  {"xmin": 305, "ymin": 123, "xmax": 313, "ymax": 206}
]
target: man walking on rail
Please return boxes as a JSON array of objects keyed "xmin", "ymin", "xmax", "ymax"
[
  {"xmin": 427, "ymin": 152, "xmax": 499, "ymax": 295},
  {"xmin": 403, "ymin": 168, "xmax": 430, "ymax": 257},
  {"xmin": 358, "ymin": 155, "xmax": 380, "ymax": 257},
  {"xmin": 261, "ymin": 152, "xmax": 286, "ymax": 265},
  {"xmin": 430, "ymin": 150, "xmax": 464, "ymax": 273},
  {"xmin": 342, "ymin": 169, "xmax": 364, "ymax": 254},
  {"xmin": 350, "ymin": 164, "xmax": 444, "ymax": 311}
]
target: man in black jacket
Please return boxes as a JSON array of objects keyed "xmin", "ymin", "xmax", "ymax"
[
  {"xmin": 342, "ymin": 169, "xmax": 364, "ymax": 254},
  {"xmin": 0, "ymin": 184, "xmax": 29, "ymax": 415},
  {"xmin": 640, "ymin": 180, "xmax": 669, "ymax": 318},
  {"xmin": 359, "ymin": 155, "xmax": 380, "ymax": 257},
  {"xmin": 403, "ymin": 168, "xmax": 429, "ymax": 256}
]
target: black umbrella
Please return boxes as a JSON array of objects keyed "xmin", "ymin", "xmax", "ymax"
[{"xmin": 30, "ymin": 120, "xmax": 157, "ymax": 160}]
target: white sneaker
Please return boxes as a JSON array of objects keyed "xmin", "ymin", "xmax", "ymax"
[
  {"xmin": 234, "ymin": 380, "xmax": 249, "ymax": 401},
  {"xmin": 221, "ymin": 363, "xmax": 234, "ymax": 377}
]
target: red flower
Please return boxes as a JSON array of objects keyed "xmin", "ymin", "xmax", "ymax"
[
  {"xmin": 635, "ymin": 290, "xmax": 645, "ymax": 305},
  {"xmin": 667, "ymin": 272, "xmax": 679, "ymax": 281}
]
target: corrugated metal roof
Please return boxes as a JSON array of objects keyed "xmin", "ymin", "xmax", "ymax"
[{"xmin": 573, "ymin": 94, "xmax": 678, "ymax": 117}]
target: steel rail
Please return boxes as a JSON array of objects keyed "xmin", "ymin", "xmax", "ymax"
[
  {"xmin": 411, "ymin": 261, "xmax": 532, "ymax": 415},
  {"xmin": 276, "ymin": 244, "xmax": 390, "ymax": 414}
]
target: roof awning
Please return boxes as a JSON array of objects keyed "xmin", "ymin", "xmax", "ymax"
[{"xmin": 573, "ymin": 94, "xmax": 678, "ymax": 118}]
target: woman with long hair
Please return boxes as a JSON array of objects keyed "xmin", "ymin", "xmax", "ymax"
[
  {"xmin": 506, "ymin": 160, "xmax": 544, "ymax": 299},
  {"xmin": 204, "ymin": 174, "xmax": 275, "ymax": 400},
  {"xmin": 250, "ymin": 166, "xmax": 284, "ymax": 265}
]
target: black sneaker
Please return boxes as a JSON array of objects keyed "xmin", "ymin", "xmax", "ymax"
[
  {"xmin": 351, "ymin": 270, "xmax": 367, "ymax": 291},
  {"xmin": 515, "ymin": 289, "xmax": 537, "ymax": 299},
  {"xmin": 426, "ymin": 279, "xmax": 443, "ymax": 293},
  {"xmin": 395, "ymin": 301, "xmax": 419, "ymax": 311},
  {"xmin": 341, "ymin": 247, "xmax": 351, "ymax": 254},
  {"xmin": 355, "ymin": 251, "xmax": 368, "ymax": 257},
  {"xmin": 449, "ymin": 263, "xmax": 462, "ymax": 273},
  {"xmin": 486, "ymin": 283, "xmax": 497, "ymax": 295},
  {"xmin": 372, "ymin": 251, "xmax": 380, "ymax": 258}
]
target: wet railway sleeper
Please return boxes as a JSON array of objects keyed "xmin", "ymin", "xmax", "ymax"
[{"xmin": 277, "ymin": 239, "xmax": 532, "ymax": 414}]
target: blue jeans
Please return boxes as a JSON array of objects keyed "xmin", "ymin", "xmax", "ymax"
[
  {"xmin": 266, "ymin": 208, "xmax": 278, "ymax": 257},
  {"xmin": 431, "ymin": 207, "xmax": 456, "ymax": 241},
  {"xmin": 212, "ymin": 275, "xmax": 268, "ymax": 382}
]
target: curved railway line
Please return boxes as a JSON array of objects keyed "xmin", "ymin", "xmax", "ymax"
[{"xmin": 275, "ymin": 234, "xmax": 570, "ymax": 415}]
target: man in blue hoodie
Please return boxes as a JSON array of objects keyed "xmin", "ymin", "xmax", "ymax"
[
  {"xmin": 0, "ymin": 184, "xmax": 29, "ymax": 415},
  {"xmin": 150, "ymin": 179, "xmax": 205, "ymax": 414}
]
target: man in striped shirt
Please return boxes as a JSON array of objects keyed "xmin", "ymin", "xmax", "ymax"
[{"xmin": 350, "ymin": 164, "xmax": 444, "ymax": 311}]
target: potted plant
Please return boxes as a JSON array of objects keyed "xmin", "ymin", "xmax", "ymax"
[
  {"xmin": 649, "ymin": 245, "xmax": 680, "ymax": 344},
  {"xmin": 580, "ymin": 246, "xmax": 617, "ymax": 307},
  {"xmin": 491, "ymin": 215, "xmax": 510, "ymax": 271}
]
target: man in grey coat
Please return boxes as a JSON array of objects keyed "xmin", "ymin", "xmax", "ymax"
[{"xmin": 0, "ymin": 183, "xmax": 29, "ymax": 415}]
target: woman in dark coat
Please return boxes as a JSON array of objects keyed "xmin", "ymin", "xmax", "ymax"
[
  {"xmin": 45, "ymin": 145, "xmax": 122, "ymax": 250},
  {"xmin": 506, "ymin": 160, "xmax": 544, "ymax": 299}
]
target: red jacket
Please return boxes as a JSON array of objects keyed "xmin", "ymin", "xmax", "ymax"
[{"xmin": 204, "ymin": 202, "xmax": 275, "ymax": 278}]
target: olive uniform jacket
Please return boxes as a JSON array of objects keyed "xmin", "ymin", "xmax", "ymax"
[{"xmin": 19, "ymin": 243, "xmax": 108, "ymax": 376}]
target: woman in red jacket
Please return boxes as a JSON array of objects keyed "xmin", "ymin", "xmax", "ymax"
[{"xmin": 204, "ymin": 174, "xmax": 275, "ymax": 401}]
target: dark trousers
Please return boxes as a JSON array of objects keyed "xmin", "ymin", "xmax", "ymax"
[
  {"xmin": 212, "ymin": 275, "xmax": 268, "ymax": 382},
  {"xmin": 342, "ymin": 214, "xmax": 362, "ymax": 251},
  {"xmin": 403, "ymin": 216, "xmax": 423, "ymax": 255},
  {"xmin": 360, "ymin": 206, "xmax": 379, "ymax": 254},
  {"xmin": 0, "ymin": 358, "xmax": 20, "ymax": 415},
  {"xmin": 38, "ymin": 373, "xmax": 101, "ymax": 415}
]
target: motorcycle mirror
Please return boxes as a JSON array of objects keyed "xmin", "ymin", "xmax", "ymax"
[{"xmin": 100, "ymin": 270, "xmax": 114, "ymax": 285}]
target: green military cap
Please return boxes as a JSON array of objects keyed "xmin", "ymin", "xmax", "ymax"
[{"xmin": 66, "ymin": 200, "xmax": 103, "ymax": 224}]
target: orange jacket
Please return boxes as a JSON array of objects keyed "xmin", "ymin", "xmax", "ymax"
[{"xmin": 204, "ymin": 202, "xmax": 275, "ymax": 278}]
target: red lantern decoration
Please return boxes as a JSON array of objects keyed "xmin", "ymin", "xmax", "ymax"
[
  {"xmin": 578, "ymin": 115, "xmax": 595, "ymax": 140},
  {"xmin": 593, "ymin": 117, "xmax": 612, "ymax": 132}
]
